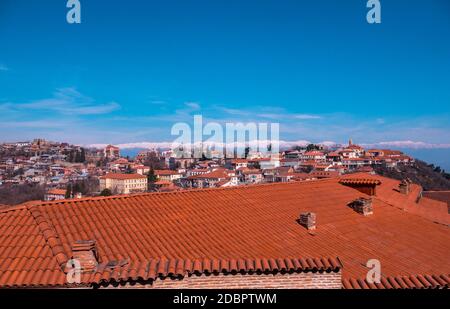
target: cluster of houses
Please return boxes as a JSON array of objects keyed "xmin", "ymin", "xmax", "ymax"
[
  {"xmin": 0, "ymin": 138, "xmax": 414, "ymax": 201},
  {"xmin": 99, "ymin": 139, "xmax": 414, "ymax": 194},
  {"xmin": 0, "ymin": 139, "xmax": 92, "ymax": 187},
  {"xmin": 0, "ymin": 139, "xmax": 110, "ymax": 200}
]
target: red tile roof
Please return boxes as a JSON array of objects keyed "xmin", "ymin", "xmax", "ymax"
[
  {"xmin": 341, "ymin": 173, "xmax": 450, "ymax": 225},
  {"xmin": 99, "ymin": 173, "xmax": 147, "ymax": 180},
  {"xmin": 242, "ymin": 169, "xmax": 263, "ymax": 175},
  {"xmin": 46, "ymin": 189, "xmax": 67, "ymax": 195},
  {"xmin": 345, "ymin": 145, "xmax": 364, "ymax": 150},
  {"xmin": 154, "ymin": 170, "xmax": 180, "ymax": 176},
  {"xmin": 111, "ymin": 158, "xmax": 129, "ymax": 165},
  {"xmin": 187, "ymin": 169, "xmax": 231, "ymax": 179},
  {"xmin": 310, "ymin": 171, "xmax": 340, "ymax": 179},
  {"xmin": 0, "ymin": 206, "xmax": 67, "ymax": 287},
  {"xmin": 215, "ymin": 179, "xmax": 233, "ymax": 187},
  {"xmin": 304, "ymin": 151, "xmax": 324, "ymax": 156},
  {"xmin": 0, "ymin": 174, "xmax": 449, "ymax": 288},
  {"xmin": 339, "ymin": 179, "xmax": 381, "ymax": 186},
  {"xmin": 231, "ymin": 159, "xmax": 248, "ymax": 164},
  {"xmin": 86, "ymin": 257, "xmax": 342, "ymax": 288},
  {"xmin": 343, "ymin": 274, "xmax": 450, "ymax": 289},
  {"xmin": 154, "ymin": 180, "xmax": 172, "ymax": 186}
]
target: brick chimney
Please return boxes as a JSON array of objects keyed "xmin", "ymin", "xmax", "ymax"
[
  {"xmin": 299, "ymin": 212, "xmax": 316, "ymax": 230},
  {"xmin": 71, "ymin": 240, "xmax": 98, "ymax": 272},
  {"xmin": 399, "ymin": 179, "xmax": 410, "ymax": 194},
  {"xmin": 348, "ymin": 198, "xmax": 373, "ymax": 216},
  {"xmin": 339, "ymin": 179, "xmax": 381, "ymax": 196}
]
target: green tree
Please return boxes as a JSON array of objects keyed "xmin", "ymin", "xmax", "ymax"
[
  {"xmin": 80, "ymin": 148, "xmax": 86, "ymax": 162},
  {"xmin": 75, "ymin": 151, "xmax": 81, "ymax": 163},
  {"xmin": 65, "ymin": 184, "xmax": 72, "ymax": 199},
  {"xmin": 147, "ymin": 168, "xmax": 157, "ymax": 191},
  {"xmin": 147, "ymin": 168, "xmax": 157, "ymax": 182},
  {"xmin": 67, "ymin": 151, "xmax": 73, "ymax": 162},
  {"xmin": 306, "ymin": 144, "xmax": 319, "ymax": 151},
  {"xmin": 99, "ymin": 188, "xmax": 112, "ymax": 196},
  {"xmin": 244, "ymin": 147, "xmax": 250, "ymax": 159},
  {"xmin": 72, "ymin": 183, "xmax": 81, "ymax": 194}
]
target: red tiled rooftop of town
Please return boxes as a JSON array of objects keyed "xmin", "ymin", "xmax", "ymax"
[
  {"xmin": 343, "ymin": 274, "xmax": 450, "ymax": 289},
  {"xmin": 341, "ymin": 173, "xmax": 450, "ymax": 225},
  {"xmin": 154, "ymin": 170, "xmax": 180, "ymax": 176},
  {"xmin": 0, "ymin": 174, "xmax": 449, "ymax": 288},
  {"xmin": 339, "ymin": 178, "xmax": 382, "ymax": 186},
  {"xmin": 99, "ymin": 173, "xmax": 147, "ymax": 180},
  {"xmin": 304, "ymin": 151, "xmax": 324, "ymax": 156},
  {"xmin": 187, "ymin": 168, "xmax": 231, "ymax": 179},
  {"xmin": 46, "ymin": 189, "xmax": 67, "ymax": 195}
]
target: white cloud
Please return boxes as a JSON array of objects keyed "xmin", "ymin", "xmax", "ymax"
[
  {"xmin": 150, "ymin": 100, "xmax": 167, "ymax": 105},
  {"xmin": 0, "ymin": 88, "xmax": 120, "ymax": 116},
  {"xmin": 84, "ymin": 138, "xmax": 450, "ymax": 151},
  {"xmin": 87, "ymin": 139, "xmax": 312, "ymax": 150},
  {"xmin": 293, "ymin": 114, "xmax": 322, "ymax": 120},
  {"xmin": 0, "ymin": 120, "xmax": 70, "ymax": 129},
  {"xmin": 361, "ymin": 141, "xmax": 450, "ymax": 149},
  {"xmin": 258, "ymin": 113, "xmax": 321, "ymax": 120},
  {"xmin": 184, "ymin": 102, "xmax": 201, "ymax": 110},
  {"xmin": 216, "ymin": 105, "xmax": 321, "ymax": 121}
]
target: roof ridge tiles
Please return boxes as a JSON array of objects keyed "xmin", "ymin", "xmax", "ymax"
[
  {"xmin": 12, "ymin": 177, "xmax": 339, "ymax": 210},
  {"xmin": 0, "ymin": 204, "xmax": 28, "ymax": 214},
  {"xmin": 27, "ymin": 206, "xmax": 68, "ymax": 269},
  {"xmin": 81, "ymin": 256, "xmax": 342, "ymax": 287},
  {"xmin": 343, "ymin": 273, "xmax": 450, "ymax": 289}
]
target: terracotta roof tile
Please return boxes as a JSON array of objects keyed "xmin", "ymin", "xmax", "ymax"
[
  {"xmin": 343, "ymin": 274, "xmax": 450, "ymax": 289},
  {"xmin": 341, "ymin": 173, "xmax": 449, "ymax": 225},
  {"xmin": 46, "ymin": 189, "xmax": 67, "ymax": 196},
  {"xmin": 99, "ymin": 173, "xmax": 146, "ymax": 180},
  {"xmin": 154, "ymin": 170, "xmax": 180, "ymax": 176},
  {"xmin": 187, "ymin": 169, "xmax": 231, "ymax": 179},
  {"xmin": 0, "ymin": 174, "xmax": 449, "ymax": 288},
  {"xmin": 339, "ymin": 178, "xmax": 381, "ymax": 186}
]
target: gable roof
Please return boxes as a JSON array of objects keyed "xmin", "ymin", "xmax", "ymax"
[
  {"xmin": 0, "ymin": 174, "xmax": 449, "ymax": 288},
  {"xmin": 99, "ymin": 173, "xmax": 147, "ymax": 180},
  {"xmin": 341, "ymin": 173, "xmax": 450, "ymax": 225},
  {"xmin": 154, "ymin": 170, "xmax": 180, "ymax": 176},
  {"xmin": 187, "ymin": 169, "xmax": 231, "ymax": 180},
  {"xmin": 46, "ymin": 189, "xmax": 67, "ymax": 196}
]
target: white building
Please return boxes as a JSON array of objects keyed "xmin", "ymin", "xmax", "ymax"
[{"xmin": 99, "ymin": 173, "xmax": 148, "ymax": 194}]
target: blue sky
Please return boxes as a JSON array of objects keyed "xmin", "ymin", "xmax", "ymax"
[{"xmin": 0, "ymin": 0, "xmax": 449, "ymax": 147}]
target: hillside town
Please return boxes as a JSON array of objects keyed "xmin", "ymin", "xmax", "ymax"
[{"xmin": 0, "ymin": 138, "xmax": 415, "ymax": 204}]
